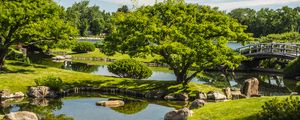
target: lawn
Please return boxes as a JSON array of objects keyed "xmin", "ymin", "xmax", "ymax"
[
  {"xmin": 0, "ymin": 61, "xmax": 220, "ymax": 95},
  {"xmin": 189, "ymin": 96, "xmax": 290, "ymax": 120}
]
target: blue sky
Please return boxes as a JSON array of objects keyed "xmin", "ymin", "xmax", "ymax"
[{"xmin": 54, "ymin": 0, "xmax": 300, "ymax": 12}]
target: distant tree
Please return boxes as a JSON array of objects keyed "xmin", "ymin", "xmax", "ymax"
[
  {"xmin": 66, "ymin": 1, "xmax": 111, "ymax": 36},
  {"xmin": 104, "ymin": 0, "xmax": 251, "ymax": 86},
  {"xmin": 117, "ymin": 5, "xmax": 130, "ymax": 13},
  {"xmin": 229, "ymin": 6, "xmax": 300, "ymax": 37},
  {"xmin": 259, "ymin": 32, "xmax": 300, "ymax": 43},
  {"xmin": 0, "ymin": 0, "xmax": 77, "ymax": 70}
]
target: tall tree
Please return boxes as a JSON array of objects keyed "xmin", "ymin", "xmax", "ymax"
[
  {"xmin": 117, "ymin": 5, "xmax": 130, "ymax": 13},
  {"xmin": 104, "ymin": 0, "xmax": 251, "ymax": 86},
  {"xmin": 66, "ymin": 1, "xmax": 111, "ymax": 36},
  {"xmin": 0, "ymin": 0, "xmax": 77, "ymax": 69}
]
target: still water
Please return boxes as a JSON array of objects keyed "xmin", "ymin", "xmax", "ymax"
[{"xmin": 1, "ymin": 95, "xmax": 185, "ymax": 120}]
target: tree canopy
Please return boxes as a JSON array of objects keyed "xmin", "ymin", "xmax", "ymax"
[
  {"xmin": 0, "ymin": 0, "xmax": 77, "ymax": 69},
  {"xmin": 104, "ymin": 0, "xmax": 252, "ymax": 86},
  {"xmin": 229, "ymin": 6, "xmax": 300, "ymax": 37},
  {"xmin": 65, "ymin": 1, "xmax": 111, "ymax": 36},
  {"xmin": 258, "ymin": 32, "xmax": 300, "ymax": 43}
]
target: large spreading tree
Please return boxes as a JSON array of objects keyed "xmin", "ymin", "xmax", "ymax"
[
  {"xmin": 0, "ymin": 0, "xmax": 77, "ymax": 69},
  {"xmin": 104, "ymin": 0, "xmax": 252, "ymax": 86}
]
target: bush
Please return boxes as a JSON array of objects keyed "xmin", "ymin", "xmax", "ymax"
[
  {"xmin": 72, "ymin": 42, "xmax": 95, "ymax": 53},
  {"xmin": 108, "ymin": 59, "xmax": 152, "ymax": 79},
  {"xmin": 258, "ymin": 96, "xmax": 300, "ymax": 120},
  {"xmin": 284, "ymin": 58, "xmax": 300, "ymax": 78},
  {"xmin": 35, "ymin": 76, "xmax": 64, "ymax": 91}
]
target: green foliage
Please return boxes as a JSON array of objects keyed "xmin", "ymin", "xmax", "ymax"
[
  {"xmin": 258, "ymin": 96, "xmax": 300, "ymax": 120},
  {"xmin": 229, "ymin": 7, "xmax": 300, "ymax": 37},
  {"xmin": 72, "ymin": 42, "xmax": 96, "ymax": 53},
  {"xmin": 284, "ymin": 58, "xmax": 300, "ymax": 78},
  {"xmin": 111, "ymin": 100, "xmax": 148, "ymax": 114},
  {"xmin": 108, "ymin": 59, "xmax": 152, "ymax": 79},
  {"xmin": 65, "ymin": 1, "xmax": 111, "ymax": 36},
  {"xmin": 104, "ymin": 0, "xmax": 251, "ymax": 85},
  {"xmin": 259, "ymin": 32, "xmax": 300, "ymax": 43},
  {"xmin": 117, "ymin": 5, "xmax": 130, "ymax": 13},
  {"xmin": 94, "ymin": 41, "xmax": 104, "ymax": 49},
  {"xmin": 0, "ymin": 0, "xmax": 77, "ymax": 69},
  {"xmin": 34, "ymin": 76, "xmax": 64, "ymax": 91}
]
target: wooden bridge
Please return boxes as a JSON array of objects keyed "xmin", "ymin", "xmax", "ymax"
[{"xmin": 236, "ymin": 43, "xmax": 300, "ymax": 60}]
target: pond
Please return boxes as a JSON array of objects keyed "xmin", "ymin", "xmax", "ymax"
[
  {"xmin": 31, "ymin": 58, "xmax": 296, "ymax": 96},
  {"xmin": 0, "ymin": 94, "xmax": 186, "ymax": 120}
]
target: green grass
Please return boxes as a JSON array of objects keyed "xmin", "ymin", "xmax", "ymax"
[
  {"xmin": 69, "ymin": 49, "xmax": 160, "ymax": 63},
  {"xmin": 0, "ymin": 61, "xmax": 220, "ymax": 95},
  {"xmin": 189, "ymin": 96, "xmax": 290, "ymax": 120}
]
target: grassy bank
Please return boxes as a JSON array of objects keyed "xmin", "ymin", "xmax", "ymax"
[
  {"xmin": 189, "ymin": 96, "xmax": 289, "ymax": 120},
  {"xmin": 52, "ymin": 48, "xmax": 160, "ymax": 63},
  {"xmin": 0, "ymin": 61, "xmax": 220, "ymax": 95}
]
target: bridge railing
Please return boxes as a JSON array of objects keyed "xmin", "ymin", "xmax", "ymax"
[{"xmin": 236, "ymin": 43, "xmax": 300, "ymax": 57}]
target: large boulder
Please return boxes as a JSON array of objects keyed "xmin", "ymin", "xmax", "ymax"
[
  {"xmin": 28, "ymin": 86, "xmax": 57, "ymax": 98},
  {"xmin": 164, "ymin": 108, "xmax": 192, "ymax": 120},
  {"xmin": 231, "ymin": 90, "xmax": 246, "ymax": 100},
  {"xmin": 207, "ymin": 91, "xmax": 227, "ymax": 100},
  {"xmin": 0, "ymin": 90, "xmax": 12, "ymax": 99},
  {"xmin": 189, "ymin": 99, "xmax": 205, "ymax": 110},
  {"xmin": 223, "ymin": 87, "xmax": 232, "ymax": 99},
  {"xmin": 241, "ymin": 77, "xmax": 260, "ymax": 97},
  {"xmin": 145, "ymin": 90, "xmax": 168, "ymax": 99},
  {"xmin": 175, "ymin": 93, "xmax": 189, "ymax": 101},
  {"xmin": 96, "ymin": 100, "xmax": 125, "ymax": 107},
  {"xmin": 195, "ymin": 92, "xmax": 207, "ymax": 100},
  {"xmin": 3, "ymin": 111, "xmax": 38, "ymax": 120}
]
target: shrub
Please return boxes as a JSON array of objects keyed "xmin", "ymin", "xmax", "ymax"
[
  {"xmin": 72, "ymin": 42, "xmax": 95, "ymax": 53},
  {"xmin": 107, "ymin": 59, "xmax": 152, "ymax": 79},
  {"xmin": 284, "ymin": 58, "xmax": 300, "ymax": 78},
  {"xmin": 35, "ymin": 76, "xmax": 64, "ymax": 91},
  {"xmin": 258, "ymin": 96, "xmax": 300, "ymax": 120}
]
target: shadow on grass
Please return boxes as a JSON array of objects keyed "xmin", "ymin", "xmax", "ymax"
[
  {"xmin": 8, "ymin": 61, "xmax": 47, "ymax": 69},
  {"xmin": 0, "ymin": 67, "xmax": 35, "ymax": 74}
]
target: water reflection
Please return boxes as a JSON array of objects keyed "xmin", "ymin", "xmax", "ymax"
[
  {"xmin": 0, "ymin": 96, "xmax": 179, "ymax": 120},
  {"xmin": 30, "ymin": 60, "xmax": 296, "ymax": 96}
]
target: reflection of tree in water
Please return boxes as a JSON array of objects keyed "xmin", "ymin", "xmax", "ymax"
[
  {"xmin": 197, "ymin": 72, "xmax": 234, "ymax": 88},
  {"xmin": 17, "ymin": 99, "xmax": 73, "ymax": 120},
  {"xmin": 110, "ymin": 100, "xmax": 149, "ymax": 115},
  {"xmin": 62, "ymin": 61, "xmax": 98, "ymax": 73},
  {"xmin": 198, "ymin": 71, "xmax": 296, "ymax": 95}
]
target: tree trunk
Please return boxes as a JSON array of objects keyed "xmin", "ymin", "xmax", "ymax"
[{"xmin": 0, "ymin": 47, "xmax": 8, "ymax": 70}]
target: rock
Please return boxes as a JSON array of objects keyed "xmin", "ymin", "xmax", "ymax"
[
  {"xmin": 52, "ymin": 56, "xmax": 65, "ymax": 60},
  {"xmin": 241, "ymin": 77, "xmax": 260, "ymax": 97},
  {"xmin": 64, "ymin": 55, "xmax": 72, "ymax": 59},
  {"xmin": 223, "ymin": 87, "xmax": 232, "ymax": 99},
  {"xmin": 13, "ymin": 92, "xmax": 25, "ymax": 98},
  {"xmin": 196, "ymin": 92, "xmax": 207, "ymax": 100},
  {"xmin": 231, "ymin": 90, "xmax": 246, "ymax": 100},
  {"xmin": 207, "ymin": 91, "xmax": 227, "ymax": 100},
  {"xmin": 164, "ymin": 108, "xmax": 192, "ymax": 120},
  {"xmin": 28, "ymin": 86, "xmax": 57, "ymax": 98},
  {"xmin": 0, "ymin": 90, "xmax": 25, "ymax": 99},
  {"xmin": 164, "ymin": 95, "xmax": 176, "ymax": 101},
  {"xmin": 0, "ymin": 90, "xmax": 12, "ymax": 99},
  {"xmin": 145, "ymin": 90, "xmax": 168, "ymax": 99},
  {"xmin": 96, "ymin": 100, "xmax": 125, "ymax": 107},
  {"xmin": 189, "ymin": 99, "xmax": 205, "ymax": 110},
  {"xmin": 175, "ymin": 93, "xmax": 189, "ymax": 101},
  {"xmin": 3, "ymin": 111, "xmax": 38, "ymax": 120}
]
